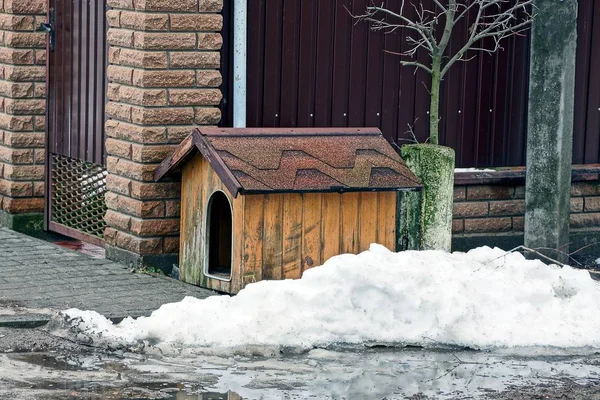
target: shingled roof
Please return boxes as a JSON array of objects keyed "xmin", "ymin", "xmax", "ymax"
[{"xmin": 155, "ymin": 127, "xmax": 422, "ymax": 197}]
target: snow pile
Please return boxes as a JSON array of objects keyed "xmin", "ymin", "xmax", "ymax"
[{"xmin": 63, "ymin": 245, "xmax": 600, "ymax": 350}]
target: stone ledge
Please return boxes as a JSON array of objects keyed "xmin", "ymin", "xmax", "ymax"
[{"xmin": 455, "ymin": 165, "xmax": 600, "ymax": 186}]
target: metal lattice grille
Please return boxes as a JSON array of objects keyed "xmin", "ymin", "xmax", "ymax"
[{"xmin": 51, "ymin": 154, "xmax": 108, "ymax": 238}]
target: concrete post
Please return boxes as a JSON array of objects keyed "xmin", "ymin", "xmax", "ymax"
[{"xmin": 524, "ymin": 0, "xmax": 578, "ymax": 263}]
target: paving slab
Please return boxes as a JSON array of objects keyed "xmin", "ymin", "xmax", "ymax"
[{"xmin": 0, "ymin": 228, "xmax": 215, "ymax": 327}]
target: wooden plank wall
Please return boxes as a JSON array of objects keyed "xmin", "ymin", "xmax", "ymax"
[{"xmin": 239, "ymin": 191, "xmax": 398, "ymax": 290}]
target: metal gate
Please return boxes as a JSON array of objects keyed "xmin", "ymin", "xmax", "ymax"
[{"xmin": 44, "ymin": 0, "xmax": 108, "ymax": 246}]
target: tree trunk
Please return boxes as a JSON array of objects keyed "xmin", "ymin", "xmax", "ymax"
[{"xmin": 429, "ymin": 56, "xmax": 442, "ymax": 145}]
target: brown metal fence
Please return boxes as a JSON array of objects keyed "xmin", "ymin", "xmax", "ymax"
[
  {"xmin": 237, "ymin": 0, "xmax": 600, "ymax": 168},
  {"xmin": 45, "ymin": 0, "xmax": 108, "ymax": 245}
]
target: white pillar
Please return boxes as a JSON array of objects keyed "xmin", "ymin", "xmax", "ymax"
[{"xmin": 233, "ymin": 0, "xmax": 247, "ymax": 128}]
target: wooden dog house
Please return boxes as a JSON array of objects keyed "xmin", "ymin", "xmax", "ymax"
[{"xmin": 155, "ymin": 127, "xmax": 422, "ymax": 294}]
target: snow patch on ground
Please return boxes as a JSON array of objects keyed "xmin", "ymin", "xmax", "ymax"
[{"xmin": 63, "ymin": 246, "xmax": 600, "ymax": 351}]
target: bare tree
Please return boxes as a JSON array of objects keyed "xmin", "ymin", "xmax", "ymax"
[{"xmin": 356, "ymin": 1, "xmax": 534, "ymax": 145}]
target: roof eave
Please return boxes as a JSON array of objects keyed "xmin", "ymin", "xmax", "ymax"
[{"xmin": 154, "ymin": 129, "xmax": 243, "ymax": 198}]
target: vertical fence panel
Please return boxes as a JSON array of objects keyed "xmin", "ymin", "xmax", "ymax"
[{"xmin": 244, "ymin": 0, "xmax": 597, "ymax": 168}]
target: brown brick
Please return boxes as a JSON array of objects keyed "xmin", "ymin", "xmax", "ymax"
[
  {"xmin": 106, "ymin": 192, "xmax": 165, "ymax": 218},
  {"xmin": 108, "ymin": 47, "xmax": 121, "ymax": 64},
  {"xmin": 452, "ymin": 219, "xmax": 464, "ymax": 234},
  {"xmin": 33, "ymin": 181, "xmax": 44, "ymax": 197},
  {"xmin": 453, "ymin": 202, "xmax": 488, "ymax": 218},
  {"xmin": 107, "ymin": 28, "xmax": 134, "ymax": 48},
  {"xmin": 105, "ymin": 227, "xmax": 163, "ymax": 255},
  {"xmin": 197, "ymin": 33, "xmax": 222, "ymax": 50},
  {"xmin": 106, "ymin": 102, "xmax": 132, "ymax": 122},
  {"xmin": 120, "ymin": 11, "xmax": 168, "ymax": 31},
  {"xmin": 165, "ymin": 200, "xmax": 180, "ymax": 217},
  {"xmin": 164, "ymin": 236, "xmax": 180, "ymax": 253},
  {"xmin": 33, "ymin": 83, "xmax": 45, "ymax": 97},
  {"xmin": 105, "ymin": 138, "xmax": 133, "ymax": 159},
  {"xmin": 0, "ymin": 15, "xmax": 35, "ymax": 31},
  {"xmin": 107, "ymin": 156, "xmax": 157, "ymax": 181},
  {"xmin": 584, "ymin": 197, "xmax": 600, "ymax": 212},
  {"xmin": 198, "ymin": 0, "xmax": 223, "ymax": 12},
  {"xmin": 117, "ymin": 86, "xmax": 167, "ymax": 106},
  {"xmin": 107, "ymin": 65, "xmax": 134, "ymax": 85},
  {"xmin": 193, "ymin": 107, "xmax": 221, "ymax": 124},
  {"xmin": 513, "ymin": 217, "xmax": 524, "ymax": 232},
  {"xmin": 4, "ymin": 32, "xmax": 45, "ymax": 48},
  {"xmin": 0, "ymin": 81, "xmax": 34, "ymax": 98},
  {"xmin": 33, "ymin": 115, "xmax": 44, "ymax": 131},
  {"xmin": 464, "ymin": 217, "xmax": 512, "ymax": 233},
  {"xmin": 196, "ymin": 70, "xmax": 222, "ymax": 87},
  {"xmin": 131, "ymin": 107, "xmax": 194, "ymax": 125},
  {"xmin": 0, "ymin": 114, "xmax": 33, "ymax": 131},
  {"xmin": 105, "ymin": 209, "xmax": 132, "ymax": 231},
  {"xmin": 130, "ymin": 181, "xmax": 180, "ymax": 200},
  {"xmin": 106, "ymin": 174, "xmax": 132, "ymax": 196},
  {"xmin": 170, "ymin": 14, "xmax": 222, "ymax": 31},
  {"xmin": 489, "ymin": 200, "xmax": 525, "ymax": 216},
  {"xmin": 134, "ymin": 0, "xmax": 198, "ymax": 12},
  {"xmin": 4, "ymin": 65, "xmax": 45, "ymax": 82},
  {"xmin": 107, "ymin": 0, "xmax": 134, "ymax": 9},
  {"xmin": 169, "ymin": 88, "xmax": 222, "ymax": 106},
  {"xmin": 0, "ymin": 146, "xmax": 34, "ymax": 164},
  {"xmin": 169, "ymin": 52, "xmax": 220, "ymax": 69},
  {"xmin": 106, "ymin": 10, "xmax": 121, "ymax": 27},
  {"xmin": 134, "ymin": 32, "xmax": 196, "ymax": 50},
  {"xmin": 466, "ymin": 185, "xmax": 514, "ymax": 201},
  {"xmin": 3, "ymin": 132, "xmax": 44, "ymax": 147},
  {"xmin": 132, "ymin": 69, "xmax": 195, "ymax": 87},
  {"xmin": 34, "ymin": 49, "xmax": 46, "ymax": 65},
  {"xmin": 4, "ymin": 98, "xmax": 45, "ymax": 115},
  {"xmin": 166, "ymin": 126, "xmax": 195, "ymax": 143},
  {"xmin": 130, "ymin": 217, "xmax": 179, "ymax": 236},
  {"xmin": 570, "ymin": 213, "xmax": 600, "ymax": 229},
  {"xmin": 1, "ymin": 196, "xmax": 44, "ymax": 213},
  {"xmin": 33, "ymin": 148, "xmax": 44, "ymax": 164},
  {"xmin": 571, "ymin": 182, "xmax": 600, "ymax": 196},
  {"xmin": 571, "ymin": 197, "xmax": 584, "ymax": 212},
  {"xmin": 4, "ymin": 0, "xmax": 46, "ymax": 14},
  {"xmin": 131, "ymin": 143, "xmax": 177, "ymax": 163},
  {"xmin": 2, "ymin": 164, "xmax": 43, "ymax": 180},
  {"xmin": 0, "ymin": 179, "xmax": 32, "ymax": 197},
  {"xmin": 0, "ymin": 48, "xmax": 35, "ymax": 64},
  {"xmin": 105, "ymin": 120, "xmax": 167, "ymax": 144},
  {"xmin": 117, "ymin": 49, "xmax": 167, "ymax": 69}
]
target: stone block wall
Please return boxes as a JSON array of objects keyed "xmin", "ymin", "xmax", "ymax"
[
  {"xmin": 104, "ymin": 0, "xmax": 223, "ymax": 267},
  {"xmin": 0, "ymin": 0, "xmax": 46, "ymax": 222},
  {"xmin": 452, "ymin": 167, "xmax": 600, "ymax": 253}
]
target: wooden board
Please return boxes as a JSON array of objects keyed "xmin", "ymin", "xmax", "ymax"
[
  {"xmin": 262, "ymin": 194, "xmax": 284, "ymax": 280},
  {"xmin": 282, "ymin": 193, "xmax": 303, "ymax": 279}
]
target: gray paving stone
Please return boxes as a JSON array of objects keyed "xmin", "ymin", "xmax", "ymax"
[{"xmin": 0, "ymin": 228, "xmax": 216, "ymax": 326}]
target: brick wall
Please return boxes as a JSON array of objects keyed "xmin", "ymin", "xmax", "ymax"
[
  {"xmin": 0, "ymin": 0, "xmax": 46, "ymax": 218},
  {"xmin": 104, "ymin": 0, "xmax": 223, "ymax": 266},
  {"xmin": 453, "ymin": 167, "xmax": 600, "ymax": 238}
]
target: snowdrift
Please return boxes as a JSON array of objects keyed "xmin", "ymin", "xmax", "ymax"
[{"xmin": 63, "ymin": 245, "xmax": 600, "ymax": 350}]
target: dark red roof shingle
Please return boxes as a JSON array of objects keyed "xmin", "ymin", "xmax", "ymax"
[{"xmin": 155, "ymin": 127, "xmax": 421, "ymax": 197}]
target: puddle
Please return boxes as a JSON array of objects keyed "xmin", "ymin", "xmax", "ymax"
[{"xmin": 4, "ymin": 348, "xmax": 600, "ymax": 399}]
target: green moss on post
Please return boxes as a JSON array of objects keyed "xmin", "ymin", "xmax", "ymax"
[{"xmin": 401, "ymin": 144, "xmax": 455, "ymax": 252}]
